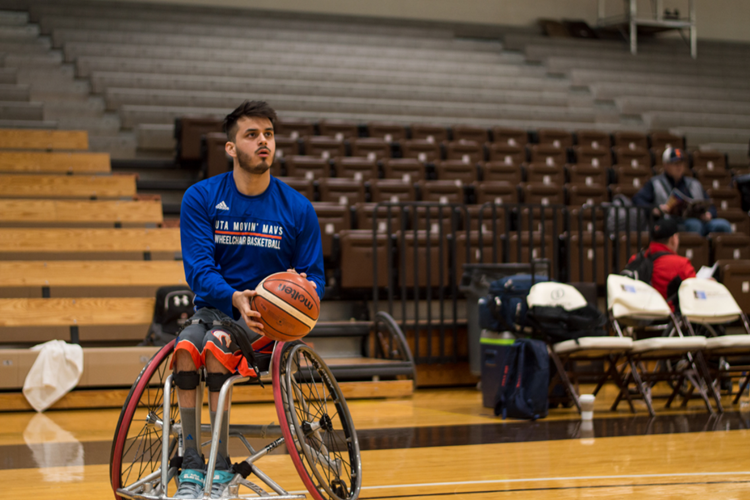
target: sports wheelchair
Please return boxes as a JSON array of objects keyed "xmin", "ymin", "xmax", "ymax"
[{"xmin": 110, "ymin": 338, "xmax": 361, "ymax": 500}]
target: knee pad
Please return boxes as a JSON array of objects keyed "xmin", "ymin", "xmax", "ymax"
[
  {"xmin": 206, "ymin": 372, "xmax": 233, "ymax": 393},
  {"xmin": 174, "ymin": 371, "xmax": 200, "ymax": 391}
]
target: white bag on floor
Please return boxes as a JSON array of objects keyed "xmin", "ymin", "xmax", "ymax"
[{"xmin": 22, "ymin": 340, "xmax": 84, "ymax": 412}]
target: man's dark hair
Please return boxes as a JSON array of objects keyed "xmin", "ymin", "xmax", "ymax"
[{"xmin": 223, "ymin": 101, "xmax": 277, "ymax": 141}]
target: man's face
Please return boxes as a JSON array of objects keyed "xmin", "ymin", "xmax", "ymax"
[
  {"xmin": 663, "ymin": 160, "xmax": 687, "ymax": 182},
  {"xmin": 226, "ymin": 116, "xmax": 275, "ymax": 175}
]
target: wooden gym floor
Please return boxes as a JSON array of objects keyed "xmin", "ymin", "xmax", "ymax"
[{"xmin": 3, "ymin": 383, "xmax": 750, "ymax": 500}]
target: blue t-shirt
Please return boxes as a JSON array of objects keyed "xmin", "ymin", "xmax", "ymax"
[{"xmin": 180, "ymin": 173, "xmax": 325, "ymax": 318}]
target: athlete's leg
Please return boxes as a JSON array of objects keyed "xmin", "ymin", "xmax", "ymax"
[
  {"xmin": 173, "ymin": 308, "xmax": 224, "ymax": 451},
  {"xmin": 172, "ymin": 308, "xmax": 225, "ymax": 499},
  {"xmin": 201, "ymin": 317, "xmax": 261, "ymax": 455},
  {"xmin": 201, "ymin": 316, "xmax": 261, "ymax": 498}
]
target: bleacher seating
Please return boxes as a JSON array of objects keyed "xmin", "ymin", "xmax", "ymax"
[
  {"xmin": 0, "ymin": 198, "xmax": 163, "ymax": 227},
  {"xmin": 2, "ymin": 1, "xmax": 750, "ymax": 389},
  {"xmin": 0, "ymin": 129, "xmax": 88, "ymax": 150},
  {"xmin": 0, "ymin": 227, "xmax": 181, "ymax": 260},
  {"xmin": 0, "ymin": 260, "xmax": 186, "ymax": 298},
  {"xmin": 0, "ymin": 173, "xmax": 136, "ymax": 198},
  {"xmin": 0, "ymin": 151, "xmax": 110, "ymax": 173}
]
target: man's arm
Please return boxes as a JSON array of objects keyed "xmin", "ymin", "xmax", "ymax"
[
  {"xmin": 700, "ymin": 185, "xmax": 718, "ymax": 219},
  {"xmin": 181, "ymin": 186, "xmax": 241, "ymax": 316},
  {"xmin": 681, "ymin": 259, "xmax": 697, "ymax": 280},
  {"xmin": 631, "ymin": 181, "xmax": 655, "ymax": 207},
  {"xmin": 290, "ymin": 203, "xmax": 325, "ymax": 299}
]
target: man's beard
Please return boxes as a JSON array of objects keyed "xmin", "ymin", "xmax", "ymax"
[{"xmin": 237, "ymin": 148, "xmax": 272, "ymax": 175}]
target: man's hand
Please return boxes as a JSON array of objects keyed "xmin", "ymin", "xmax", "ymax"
[
  {"xmin": 232, "ymin": 290, "xmax": 264, "ymax": 333},
  {"xmin": 701, "ymin": 212, "xmax": 712, "ymax": 222},
  {"xmin": 657, "ymin": 204, "xmax": 670, "ymax": 216},
  {"xmin": 287, "ymin": 268, "xmax": 317, "ymax": 289}
]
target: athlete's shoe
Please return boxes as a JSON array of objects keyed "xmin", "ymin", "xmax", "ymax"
[
  {"xmin": 174, "ymin": 448, "xmax": 205, "ymax": 499},
  {"xmin": 210, "ymin": 454, "xmax": 235, "ymax": 499}
]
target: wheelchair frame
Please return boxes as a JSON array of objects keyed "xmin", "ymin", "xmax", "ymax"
[{"xmin": 110, "ymin": 340, "xmax": 362, "ymax": 500}]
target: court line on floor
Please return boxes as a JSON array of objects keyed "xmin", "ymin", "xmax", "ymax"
[{"xmin": 291, "ymin": 471, "xmax": 750, "ymax": 495}]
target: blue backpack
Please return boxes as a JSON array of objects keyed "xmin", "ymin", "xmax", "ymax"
[
  {"xmin": 478, "ymin": 274, "xmax": 549, "ymax": 333},
  {"xmin": 493, "ymin": 338, "xmax": 549, "ymax": 420}
]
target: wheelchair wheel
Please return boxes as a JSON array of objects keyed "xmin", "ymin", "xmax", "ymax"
[
  {"xmin": 110, "ymin": 341, "xmax": 179, "ymax": 499},
  {"xmin": 273, "ymin": 342, "xmax": 362, "ymax": 500}
]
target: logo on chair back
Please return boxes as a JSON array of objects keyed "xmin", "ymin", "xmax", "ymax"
[
  {"xmin": 694, "ymin": 290, "xmax": 707, "ymax": 300},
  {"xmin": 621, "ymin": 284, "xmax": 637, "ymax": 294},
  {"xmin": 550, "ymin": 288, "xmax": 565, "ymax": 300}
]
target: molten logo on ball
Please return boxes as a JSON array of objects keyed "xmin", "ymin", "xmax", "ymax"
[{"xmin": 277, "ymin": 283, "xmax": 315, "ymax": 311}]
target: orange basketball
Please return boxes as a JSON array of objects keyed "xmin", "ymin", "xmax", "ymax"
[{"xmin": 252, "ymin": 272, "xmax": 320, "ymax": 342}]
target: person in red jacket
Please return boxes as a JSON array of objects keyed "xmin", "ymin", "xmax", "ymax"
[{"xmin": 629, "ymin": 218, "xmax": 696, "ymax": 308}]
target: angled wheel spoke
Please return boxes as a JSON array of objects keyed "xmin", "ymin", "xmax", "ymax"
[
  {"xmin": 280, "ymin": 344, "xmax": 361, "ymax": 500},
  {"xmin": 112, "ymin": 344, "xmax": 177, "ymax": 496}
]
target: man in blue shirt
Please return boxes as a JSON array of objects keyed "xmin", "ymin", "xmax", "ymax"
[
  {"xmin": 172, "ymin": 101, "xmax": 324, "ymax": 498},
  {"xmin": 632, "ymin": 147, "xmax": 732, "ymax": 236}
]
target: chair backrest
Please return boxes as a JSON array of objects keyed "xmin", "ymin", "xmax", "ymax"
[
  {"xmin": 649, "ymin": 131, "xmax": 684, "ymax": 150},
  {"xmin": 351, "ymin": 138, "xmax": 390, "ymax": 160},
  {"xmin": 527, "ymin": 282, "xmax": 588, "ymax": 310},
  {"xmin": 318, "ymin": 119, "xmax": 358, "ymax": 140},
  {"xmin": 445, "ymin": 140, "xmax": 483, "ymax": 163},
  {"xmin": 537, "ymin": 129, "xmax": 573, "ymax": 148},
  {"xmin": 452, "ymin": 125, "xmax": 488, "ymax": 143},
  {"xmin": 487, "ymin": 143, "xmax": 525, "ymax": 164},
  {"xmin": 575, "ymin": 130, "xmax": 611, "ymax": 150},
  {"xmin": 607, "ymin": 274, "xmax": 671, "ymax": 320},
  {"xmin": 678, "ymin": 278, "xmax": 742, "ymax": 325},
  {"xmin": 275, "ymin": 118, "xmax": 315, "ymax": 139},
  {"xmin": 411, "ymin": 123, "xmax": 449, "ymax": 142},
  {"xmin": 491, "ymin": 127, "xmax": 527, "ymax": 147},
  {"xmin": 572, "ymin": 147, "xmax": 612, "ymax": 167},
  {"xmin": 613, "ymin": 131, "xmax": 648, "ymax": 150},
  {"xmin": 367, "ymin": 121, "xmax": 407, "ymax": 141}
]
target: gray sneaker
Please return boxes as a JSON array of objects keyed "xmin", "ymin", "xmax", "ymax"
[
  {"xmin": 210, "ymin": 454, "xmax": 235, "ymax": 499},
  {"xmin": 174, "ymin": 448, "xmax": 205, "ymax": 499},
  {"xmin": 174, "ymin": 469, "xmax": 205, "ymax": 499}
]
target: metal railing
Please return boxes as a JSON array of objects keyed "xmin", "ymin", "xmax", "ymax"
[{"xmin": 370, "ymin": 201, "xmax": 655, "ymax": 364}]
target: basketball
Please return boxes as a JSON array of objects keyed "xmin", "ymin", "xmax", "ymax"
[{"xmin": 252, "ymin": 272, "xmax": 320, "ymax": 342}]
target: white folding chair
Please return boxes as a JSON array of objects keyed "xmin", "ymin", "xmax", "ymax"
[
  {"xmin": 607, "ymin": 274, "xmax": 714, "ymax": 416},
  {"xmin": 527, "ymin": 282, "xmax": 633, "ymax": 413},
  {"xmin": 679, "ymin": 278, "xmax": 750, "ymax": 406}
]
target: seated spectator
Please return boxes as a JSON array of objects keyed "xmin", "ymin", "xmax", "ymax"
[
  {"xmin": 632, "ymin": 147, "xmax": 732, "ymax": 236},
  {"xmin": 628, "ymin": 218, "xmax": 695, "ymax": 308}
]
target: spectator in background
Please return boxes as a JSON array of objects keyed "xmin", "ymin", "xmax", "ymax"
[
  {"xmin": 629, "ymin": 218, "xmax": 695, "ymax": 309},
  {"xmin": 632, "ymin": 147, "xmax": 732, "ymax": 236}
]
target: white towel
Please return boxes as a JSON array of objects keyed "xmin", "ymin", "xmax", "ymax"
[{"xmin": 22, "ymin": 340, "xmax": 84, "ymax": 412}]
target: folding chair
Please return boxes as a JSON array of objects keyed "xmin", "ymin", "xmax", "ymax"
[
  {"xmin": 527, "ymin": 282, "xmax": 633, "ymax": 414},
  {"xmin": 679, "ymin": 278, "xmax": 750, "ymax": 406},
  {"xmin": 607, "ymin": 274, "xmax": 713, "ymax": 416}
]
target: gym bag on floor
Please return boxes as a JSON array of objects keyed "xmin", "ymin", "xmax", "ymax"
[{"xmin": 493, "ymin": 338, "xmax": 549, "ymax": 420}]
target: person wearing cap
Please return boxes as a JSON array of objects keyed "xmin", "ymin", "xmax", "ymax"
[
  {"xmin": 628, "ymin": 218, "xmax": 696, "ymax": 307},
  {"xmin": 632, "ymin": 147, "xmax": 732, "ymax": 236}
]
